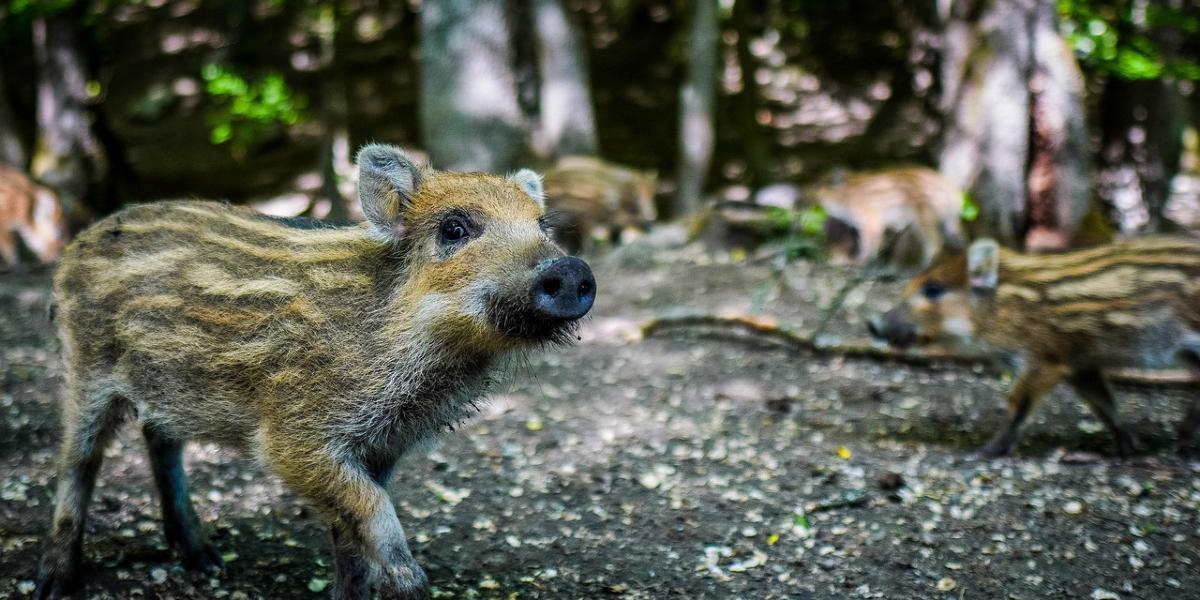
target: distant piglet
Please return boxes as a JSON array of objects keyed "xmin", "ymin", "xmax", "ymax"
[
  {"xmin": 37, "ymin": 145, "xmax": 597, "ymax": 599},
  {"xmin": 0, "ymin": 164, "xmax": 67, "ymax": 268},
  {"xmin": 870, "ymin": 237, "xmax": 1200, "ymax": 457}
]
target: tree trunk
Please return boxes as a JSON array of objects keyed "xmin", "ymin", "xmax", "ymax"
[
  {"xmin": 31, "ymin": 7, "xmax": 106, "ymax": 220},
  {"xmin": 419, "ymin": 0, "xmax": 528, "ymax": 172},
  {"xmin": 530, "ymin": 0, "xmax": 597, "ymax": 160},
  {"xmin": 1024, "ymin": 0, "xmax": 1089, "ymax": 251},
  {"xmin": 314, "ymin": 3, "xmax": 352, "ymax": 221},
  {"xmin": 730, "ymin": 0, "xmax": 772, "ymax": 187},
  {"xmin": 1097, "ymin": 79, "xmax": 1185, "ymax": 235},
  {"xmin": 674, "ymin": 0, "xmax": 718, "ymax": 216},
  {"xmin": 938, "ymin": 0, "xmax": 1033, "ymax": 246},
  {"xmin": 0, "ymin": 67, "xmax": 26, "ymax": 169},
  {"xmin": 1094, "ymin": 0, "xmax": 1189, "ymax": 236}
]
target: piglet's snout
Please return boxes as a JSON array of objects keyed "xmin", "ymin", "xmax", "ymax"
[
  {"xmin": 869, "ymin": 312, "xmax": 917, "ymax": 348},
  {"xmin": 531, "ymin": 257, "xmax": 596, "ymax": 321},
  {"xmin": 866, "ymin": 315, "xmax": 885, "ymax": 340}
]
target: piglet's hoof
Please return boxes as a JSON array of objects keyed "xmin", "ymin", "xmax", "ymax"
[
  {"xmin": 379, "ymin": 563, "xmax": 431, "ymax": 600},
  {"xmin": 974, "ymin": 438, "xmax": 1014, "ymax": 459},
  {"xmin": 1114, "ymin": 431, "xmax": 1138, "ymax": 461},
  {"xmin": 34, "ymin": 565, "xmax": 79, "ymax": 600},
  {"xmin": 176, "ymin": 539, "xmax": 226, "ymax": 573}
]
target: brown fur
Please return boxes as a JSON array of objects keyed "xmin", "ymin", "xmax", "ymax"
[
  {"xmin": 0, "ymin": 164, "xmax": 67, "ymax": 267},
  {"xmin": 815, "ymin": 166, "xmax": 964, "ymax": 267},
  {"xmin": 541, "ymin": 155, "xmax": 657, "ymax": 253},
  {"xmin": 873, "ymin": 236, "xmax": 1200, "ymax": 457},
  {"xmin": 36, "ymin": 145, "xmax": 590, "ymax": 599}
]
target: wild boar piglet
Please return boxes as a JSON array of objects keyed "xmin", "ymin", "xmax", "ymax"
[
  {"xmin": 36, "ymin": 144, "xmax": 596, "ymax": 599},
  {"xmin": 870, "ymin": 237, "xmax": 1200, "ymax": 457}
]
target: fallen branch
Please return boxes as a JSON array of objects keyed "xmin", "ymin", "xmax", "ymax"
[{"xmin": 639, "ymin": 314, "xmax": 1200, "ymax": 387}]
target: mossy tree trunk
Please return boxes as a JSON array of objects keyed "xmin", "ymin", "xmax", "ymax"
[
  {"xmin": 31, "ymin": 5, "xmax": 106, "ymax": 221},
  {"xmin": 938, "ymin": 0, "xmax": 1033, "ymax": 247},
  {"xmin": 420, "ymin": 0, "xmax": 529, "ymax": 172},
  {"xmin": 1096, "ymin": 80, "xmax": 1185, "ymax": 235},
  {"xmin": 530, "ymin": 0, "xmax": 597, "ymax": 160},
  {"xmin": 1024, "ymin": 0, "xmax": 1089, "ymax": 251},
  {"xmin": 730, "ymin": 0, "xmax": 773, "ymax": 187},
  {"xmin": 674, "ymin": 0, "xmax": 718, "ymax": 217},
  {"xmin": 314, "ymin": 2, "xmax": 352, "ymax": 221},
  {"xmin": 938, "ymin": 0, "xmax": 1088, "ymax": 249}
]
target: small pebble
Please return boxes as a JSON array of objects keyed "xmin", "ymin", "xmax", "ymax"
[{"xmin": 877, "ymin": 471, "xmax": 905, "ymax": 491}]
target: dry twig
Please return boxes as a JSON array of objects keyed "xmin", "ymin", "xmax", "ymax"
[{"xmin": 639, "ymin": 313, "xmax": 1199, "ymax": 387}]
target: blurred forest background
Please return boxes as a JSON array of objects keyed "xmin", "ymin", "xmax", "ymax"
[{"xmin": 1, "ymin": 0, "xmax": 1199, "ymax": 250}]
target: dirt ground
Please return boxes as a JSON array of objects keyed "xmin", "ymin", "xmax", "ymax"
[{"xmin": 2, "ymin": 239, "xmax": 1199, "ymax": 599}]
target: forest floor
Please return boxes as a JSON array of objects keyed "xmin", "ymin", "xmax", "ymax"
[{"xmin": 2, "ymin": 233, "xmax": 1199, "ymax": 599}]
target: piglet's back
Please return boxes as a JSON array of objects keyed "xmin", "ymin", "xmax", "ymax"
[
  {"xmin": 52, "ymin": 201, "xmax": 391, "ymax": 447},
  {"xmin": 990, "ymin": 236, "xmax": 1200, "ymax": 367}
]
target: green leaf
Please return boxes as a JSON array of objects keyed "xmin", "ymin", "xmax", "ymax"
[
  {"xmin": 960, "ymin": 193, "xmax": 979, "ymax": 222},
  {"xmin": 210, "ymin": 123, "xmax": 233, "ymax": 144},
  {"xmin": 201, "ymin": 65, "xmax": 308, "ymax": 150},
  {"xmin": 798, "ymin": 205, "xmax": 827, "ymax": 236},
  {"xmin": 1114, "ymin": 48, "xmax": 1163, "ymax": 80},
  {"xmin": 793, "ymin": 512, "xmax": 810, "ymax": 529}
]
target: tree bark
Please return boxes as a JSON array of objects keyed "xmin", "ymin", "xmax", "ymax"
[
  {"xmin": 938, "ymin": 0, "xmax": 1033, "ymax": 246},
  {"xmin": 1097, "ymin": 78, "xmax": 1185, "ymax": 235},
  {"xmin": 419, "ymin": 0, "xmax": 528, "ymax": 172},
  {"xmin": 31, "ymin": 7, "xmax": 106, "ymax": 219},
  {"xmin": 530, "ymin": 0, "xmax": 598, "ymax": 160},
  {"xmin": 0, "ymin": 67, "xmax": 26, "ymax": 169},
  {"xmin": 314, "ymin": 3, "xmax": 352, "ymax": 221},
  {"xmin": 730, "ymin": 0, "xmax": 772, "ymax": 187},
  {"xmin": 1024, "ymin": 0, "xmax": 1089, "ymax": 251},
  {"xmin": 674, "ymin": 0, "xmax": 718, "ymax": 216}
]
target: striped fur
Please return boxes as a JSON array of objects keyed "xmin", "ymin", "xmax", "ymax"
[
  {"xmin": 0, "ymin": 164, "xmax": 67, "ymax": 267},
  {"xmin": 541, "ymin": 155, "xmax": 657, "ymax": 253},
  {"xmin": 816, "ymin": 166, "xmax": 965, "ymax": 267},
  {"xmin": 37, "ymin": 145, "xmax": 583, "ymax": 600},
  {"xmin": 874, "ymin": 236, "xmax": 1200, "ymax": 457}
]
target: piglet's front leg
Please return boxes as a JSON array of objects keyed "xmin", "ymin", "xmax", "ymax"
[{"xmin": 265, "ymin": 441, "xmax": 429, "ymax": 599}]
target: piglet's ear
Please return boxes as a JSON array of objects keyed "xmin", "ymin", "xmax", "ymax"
[
  {"xmin": 509, "ymin": 169, "xmax": 545, "ymax": 210},
  {"xmin": 967, "ymin": 239, "xmax": 999, "ymax": 292},
  {"xmin": 357, "ymin": 144, "xmax": 422, "ymax": 241}
]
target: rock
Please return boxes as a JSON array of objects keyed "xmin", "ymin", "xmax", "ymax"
[
  {"xmin": 753, "ymin": 183, "xmax": 807, "ymax": 210},
  {"xmin": 877, "ymin": 471, "xmax": 905, "ymax": 491}
]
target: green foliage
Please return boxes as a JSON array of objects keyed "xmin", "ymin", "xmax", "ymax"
[
  {"xmin": 1058, "ymin": 0, "xmax": 1200, "ymax": 80},
  {"xmin": 793, "ymin": 512, "xmax": 810, "ymax": 529},
  {"xmin": 798, "ymin": 204, "xmax": 827, "ymax": 236},
  {"xmin": 201, "ymin": 64, "xmax": 308, "ymax": 156},
  {"xmin": 767, "ymin": 204, "xmax": 827, "ymax": 260},
  {"xmin": 6, "ymin": 0, "xmax": 79, "ymax": 17},
  {"xmin": 960, "ymin": 193, "xmax": 979, "ymax": 222}
]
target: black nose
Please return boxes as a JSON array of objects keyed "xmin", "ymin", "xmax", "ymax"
[
  {"xmin": 867, "ymin": 316, "xmax": 884, "ymax": 340},
  {"xmin": 869, "ymin": 313, "xmax": 916, "ymax": 348},
  {"xmin": 532, "ymin": 257, "xmax": 596, "ymax": 320}
]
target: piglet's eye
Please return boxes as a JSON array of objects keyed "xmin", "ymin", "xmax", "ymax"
[
  {"xmin": 440, "ymin": 219, "xmax": 468, "ymax": 243},
  {"xmin": 921, "ymin": 281, "xmax": 946, "ymax": 300}
]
